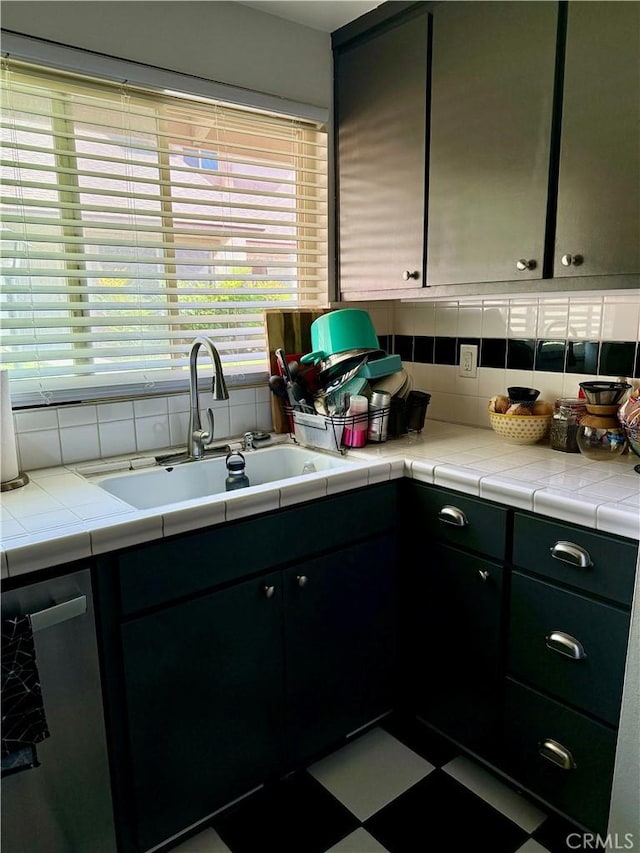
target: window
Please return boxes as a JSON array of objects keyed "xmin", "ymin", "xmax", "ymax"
[{"xmin": 0, "ymin": 61, "xmax": 328, "ymax": 405}]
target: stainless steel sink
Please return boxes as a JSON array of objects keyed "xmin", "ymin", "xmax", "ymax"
[{"xmin": 92, "ymin": 444, "xmax": 359, "ymax": 510}]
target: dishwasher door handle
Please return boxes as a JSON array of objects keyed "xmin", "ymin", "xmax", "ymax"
[{"xmin": 30, "ymin": 595, "xmax": 87, "ymax": 633}]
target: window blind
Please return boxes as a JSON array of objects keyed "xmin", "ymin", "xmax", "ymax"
[{"xmin": 0, "ymin": 60, "xmax": 328, "ymax": 405}]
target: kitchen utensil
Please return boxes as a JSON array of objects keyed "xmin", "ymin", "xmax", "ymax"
[
  {"xmin": 316, "ymin": 356, "xmax": 369, "ymax": 400},
  {"xmin": 301, "ymin": 309, "xmax": 381, "ymax": 364},
  {"xmin": 576, "ymin": 418, "xmax": 627, "ymax": 461},
  {"xmin": 575, "ymin": 396, "xmax": 627, "ymax": 461},
  {"xmin": 579, "ymin": 381, "xmax": 631, "ymax": 406},
  {"xmin": 360, "ymin": 354, "xmax": 402, "ymax": 379},
  {"xmin": 507, "ymin": 386, "xmax": 540, "ymax": 409},
  {"xmin": 275, "ymin": 348, "xmax": 293, "ymax": 384},
  {"xmin": 268, "ymin": 374, "xmax": 288, "ymax": 399},
  {"xmin": 312, "ymin": 349, "xmax": 384, "ymax": 385},
  {"xmin": 367, "ymin": 390, "xmax": 391, "ymax": 443},
  {"xmin": 372, "ymin": 368, "xmax": 408, "ymax": 398}
]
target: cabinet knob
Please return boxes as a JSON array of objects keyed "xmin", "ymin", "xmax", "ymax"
[
  {"xmin": 402, "ymin": 270, "xmax": 420, "ymax": 281},
  {"xmin": 516, "ymin": 258, "xmax": 536, "ymax": 271},
  {"xmin": 478, "ymin": 569, "xmax": 490, "ymax": 582},
  {"xmin": 546, "ymin": 631, "xmax": 587, "ymax": 661},
  {"xmin": 438, "ymin": 505, "xmax": 468, "ymax": 527},
  {"xmin": 263, "ymin": 584, "xmax": 276, "ymax": 599},
  {"xmin": 561, "ymin": 253, "xmax": 584, "ymax": 267},
  {"xmin": 296, "ymin": 575, "xmax": 308, "ymax": 588},
  {"xmin": 549, "ymin": 541, "xmax": 593, "ymax": 569},
  {"xmin": 538, "ymin": 739, "xmax": 576, "ymax": 771}
]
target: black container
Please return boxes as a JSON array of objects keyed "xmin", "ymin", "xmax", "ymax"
[
  {"xmin": 406, "ymin": 391, "xmax": 431, "ymax": 432},
  {"xmin": 388, "ymin": 397, "xmax": 408, "ymax": 437},
  {"xmin": 386, "ymin": 391, "xmax": 431, "ymax": 437}
]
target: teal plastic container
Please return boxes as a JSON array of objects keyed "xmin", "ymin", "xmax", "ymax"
[{"xmin": 301, "ymin": 309, "xmax": 379, "ymax": 363}]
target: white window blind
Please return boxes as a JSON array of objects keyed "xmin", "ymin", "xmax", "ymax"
[{"xmin": 0, "ymin": 60, "xmax": 328, "ymax": 405}]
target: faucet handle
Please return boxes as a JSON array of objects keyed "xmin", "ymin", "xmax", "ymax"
[{"xmin": 200, "ymin": 408, "xmax": 215, "ymax": 446}]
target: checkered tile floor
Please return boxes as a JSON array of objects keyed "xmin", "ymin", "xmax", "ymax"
[{"xmin": 167, "ymin": 715, "xmax": 585, "ymax": 853}]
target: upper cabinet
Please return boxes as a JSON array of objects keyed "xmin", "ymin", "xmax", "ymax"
[
  {"xmin": 426, "ymin": 1, "xmax": 558, "ymax": 287},
  {"xmin": 333, "ymin": 0, "xmax": 640, "ymax": 300},
  {"xmin": 554, "ymin": 1, "xmax": 640, "ymax": 278},
  {"xmin": 335, "ymin": 6, "xmax": 430, "ymax": 296}
]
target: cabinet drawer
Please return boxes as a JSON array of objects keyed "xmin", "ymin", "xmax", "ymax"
[
  {"xmin": 403, "ymin": 483, "xmax": 508, "ymax": 560},
  {"xmin": 509, "ymin": 572, "xmax": 629, "ymax": 725},
  {"xmin": 513, "ymin": 513, "xmax": 638, "ymax": 605},
  {"xmin": 118, "ymin": 483, "xmax": 397, "ymax": 615},
  {"xmin": 504, "ymin": 679, "xmax": 616, "ymax": 834}
]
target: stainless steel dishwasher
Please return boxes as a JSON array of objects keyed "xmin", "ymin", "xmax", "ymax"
[{"xmin": 1, "ymin": 567, "xmax": 117, "ymax": 853}]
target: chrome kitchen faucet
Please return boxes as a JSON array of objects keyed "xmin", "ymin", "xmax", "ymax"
[{"xmin": 187, "ymin": 336, "xmax": 229, "ymax": 460}]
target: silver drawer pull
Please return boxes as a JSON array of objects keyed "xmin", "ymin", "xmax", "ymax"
[
  {"xmin": 545, "ymin": 631, "xmax": 587, "ymax": 660},
  {"xmin": 550, "ymin": 541, "xmax": 593, "ymax": 569},
  {"xmin": 29, "ymin": 595, "xmax": 87, "ymax": 633},
  {"xmin": 438, "ymin": 506, "xmax": 468, "ymax": 527},
  {"xmin": 538, "ymin": 739, "xmax": 576, "ymax": 770}
]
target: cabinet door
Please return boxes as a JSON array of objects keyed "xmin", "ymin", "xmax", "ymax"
[
  {"xmin": 336, "ymin": 9, "xmax": 429, "ymax": 296},
  {"xmin": 284, "ymin": 534, "xmax": 396, "ymax": 765},
  {"xmin": 121, "ymin": 573, "xmax": 283, "ymax": 851},
  {"xmin": 405, "ymin": 543, "xmax": 504, "ymax": 758},
  {"xmin": 426, "ymin": 1, "xmax": 557, "ymax": 285},
  {"xmin": 554, "ymin": 1, "xmax": 640, "ymax": 277}
]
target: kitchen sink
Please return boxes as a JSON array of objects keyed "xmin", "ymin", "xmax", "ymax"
[{"xmin": 93, "ymin": 443, "xmax": 359, "ymax": 510}]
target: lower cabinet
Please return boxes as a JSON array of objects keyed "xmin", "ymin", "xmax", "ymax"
[
  {"xmin": 400, "ymin": 482, "xmax": 508, "ymax": 760},
  {"xmin": 505, "ymin": 513, "xmax": 637, "ymax": 834},
  {"xmin": 121, "ymin": 572, "xmax": 284, "ymax": 852},
  {"xmin": 285, "ymin": 536, "xmax": 396, "ymax": 765},
  {"xmin": 95, "ymin": 481, "xmax": 638, "ymax": 848},
  {"xmin": 94, "ymin": 484, "xmax": 398, "ymax": 852},
  {"xmin": 401, "ymin": 481, "xmax": 638, "ymax": 835},
  {"xmin": 407, "ymin": 542, "xmax": 504, "ymax": 759}
]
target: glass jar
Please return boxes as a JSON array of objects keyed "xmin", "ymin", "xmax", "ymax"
[
  {"xmin": 550, "ymin": 398, "xmax": 587, "ymax": 453},
  {"xmin": 576, "ymin": 418, "xmax": 627, "ymax": 462}
]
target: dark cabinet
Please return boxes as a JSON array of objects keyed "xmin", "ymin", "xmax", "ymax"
[
  {"xmin": 505, "ymin": 512, "xmax": 637, "ymax": 833},
  {"xmin": 335, "ymin": 6, "xmax": 429, "ymax": 296},
  {"xmin": 284, "ymin": 534, "xmax": 396, "ymax": 765},
  {"xmin": 426, "ymin": 0, "xmax": 558, "ymax": 286},
  {"xmin": 121, "ymin": 572, "xmax": 284, "ymax": 852},
  {"xmin": 554, "ymin": 1, "xmax": 640, "ymax": 277},
  {"xmin": 400, "ymin": 482, "xmax": 508, "ymax": 758},
  {"xmin": 333, "ymin": 0, "xmax": 639, "ymax": 297},
  {"xmin": 95, "ymin": 484, "xmax": 398, "ymax": 852},
  {"xmin": 408, "ymin": 542, "xmax": 504, "ymax": 757}
]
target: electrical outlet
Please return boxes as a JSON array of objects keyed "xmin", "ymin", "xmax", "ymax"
[{"xmin": 459, "ymin": 344, "xmax": 478, "ymax": 378}]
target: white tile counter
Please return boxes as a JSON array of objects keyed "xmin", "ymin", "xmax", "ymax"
[{"xmin": 1, "ymin": 419, "xmax": 639, "ymax": 580}]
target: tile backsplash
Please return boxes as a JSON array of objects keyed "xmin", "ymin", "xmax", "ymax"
[
  {"xmin": 351, "ymin": 293, "xmax": 640, "ymax": 430},
  {"xmin": 13, "ymin": 387, "xmax": 273, "ymax": 471}
]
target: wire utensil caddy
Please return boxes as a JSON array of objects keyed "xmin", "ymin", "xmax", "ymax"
[{"xmin": 287, "ymin": 407, "xmax": 373, "ymax": 455}]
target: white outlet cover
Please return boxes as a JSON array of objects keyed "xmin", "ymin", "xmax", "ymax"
[{"xmin": 459, "ymin": 344, "xmax": 478, "ymax": 378}]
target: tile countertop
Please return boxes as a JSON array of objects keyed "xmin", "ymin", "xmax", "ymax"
[{"xmin": 1, "ymin": 419, "xmax": 639, "ymax": 581}]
